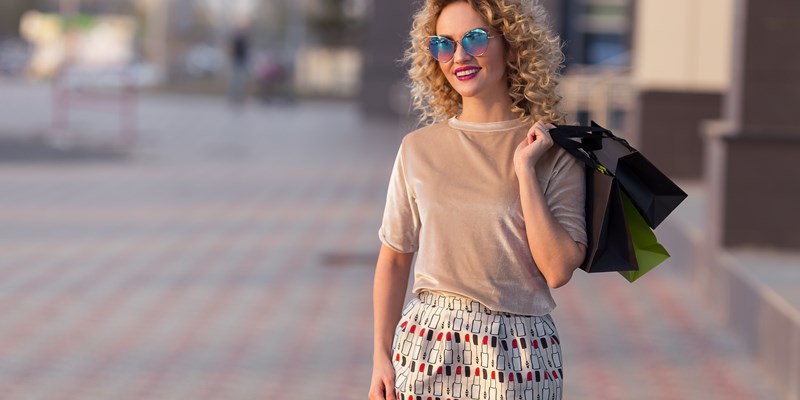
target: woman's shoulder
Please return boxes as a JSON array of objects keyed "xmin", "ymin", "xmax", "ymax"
[
  {"xmin": 401, "ymin": 120, "xmax": 451, "ymax": 147},
  {"xmin": 546, "ymin": 144, "xmax": 585, "ymax": 179},
  {"xmin": 537, "ymin": 143, "xmax": 578, "ymax": 176}
]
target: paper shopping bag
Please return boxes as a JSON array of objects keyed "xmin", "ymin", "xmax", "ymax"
[
  {"xmin": 550, "ymin": 125, "xmax": 638, "ymax": 273},
  {"xmin": 617, "ymin": 190, "xmax": 671, "ymax": 282},
  {"xmin": 584, "ymin": 121, "xmax": 688, "ymax": 229},
  {"xmin": 582, "ymin": 167, "xmax": 639, "ymax": 272}
]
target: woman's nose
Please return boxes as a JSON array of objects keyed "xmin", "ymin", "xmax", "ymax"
[{"xmin": 453, "ymin": 43, "xmax": 473, "ymax": 63}]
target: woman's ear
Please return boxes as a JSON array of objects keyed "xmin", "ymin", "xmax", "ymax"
[{"xmin": 502, "ymin": 37, "xmax": 513, "ymax": 61}]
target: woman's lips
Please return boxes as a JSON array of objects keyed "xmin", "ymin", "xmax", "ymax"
[{"xmin": 454, "ymin": 66, "xmax": 481, "ymax": 81}]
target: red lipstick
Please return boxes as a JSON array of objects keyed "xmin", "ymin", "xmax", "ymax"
[{"xmin": 454, "ymin": 65, "xmax": 481, "ymax": 81}]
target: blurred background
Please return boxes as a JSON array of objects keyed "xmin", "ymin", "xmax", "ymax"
[{"xmin": 0, "ymin": 0, "xmax": 797, "ymax": 399}]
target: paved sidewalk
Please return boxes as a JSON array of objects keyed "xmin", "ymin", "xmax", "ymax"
[{"xmin": 0, "ymin": 80, "xmax": 784, "ymax": 399}]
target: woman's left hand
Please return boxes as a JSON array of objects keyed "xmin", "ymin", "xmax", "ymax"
[{"xmin": 513, "ymin": 120, "xmax": 556, "ymax": 175}]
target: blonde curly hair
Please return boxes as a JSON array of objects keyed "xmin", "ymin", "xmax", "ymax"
[{"xmin": 404, "ymin": 0, "xmax": 566, "ymax": 125}]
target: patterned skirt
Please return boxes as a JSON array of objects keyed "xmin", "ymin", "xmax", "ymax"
[{"xmin": 391, "ymin": 290, "xmax": 564, "ymax": 400}]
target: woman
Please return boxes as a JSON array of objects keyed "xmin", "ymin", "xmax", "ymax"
[{"xmin": 369, "ymin": 1, "xmax": 587, "ymax": 399}]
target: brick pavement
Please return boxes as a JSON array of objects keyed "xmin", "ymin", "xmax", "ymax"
[{"xmin": 0, "ymin": 80, "xmax": 784, "ymax": 399}]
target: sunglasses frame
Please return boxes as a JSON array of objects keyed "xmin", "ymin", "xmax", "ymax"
[{"xmin": 427, "ymin": 28, "xmax": 499, "ymax": 63}]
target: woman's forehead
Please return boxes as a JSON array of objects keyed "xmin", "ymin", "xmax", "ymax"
[{"xmin": 435, "ymin": 2, "xmax": 491, "ymax": 36}]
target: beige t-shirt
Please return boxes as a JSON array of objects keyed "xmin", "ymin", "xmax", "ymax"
[{"xmin": 378, "ymin": 116, "xmax": 587, "ymax": 316}]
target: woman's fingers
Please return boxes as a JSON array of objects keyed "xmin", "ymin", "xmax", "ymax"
[
  {"xmin": 367, "ymin": 382, "xmax": 388, "ymax": 400},
  {"xmin": 534, "ymin": 121, "xmax": 554, "ymax": 145},
  {"xmin": 529, "ymin": 122, "xmax": 545, "ymax": 144},
  {"xmin": 517, "ymin": 136, "xmax": 528, "ymax": 150},
  {"xmin": 530, "ymin": 120, "xmax": 551, "ymax": 140},
  {"xmin": 370, "ymin": 379, "xmax": 396, "ymax": 400},
  {"xmin": 527, "ymin": 123, "xmax": 540, "ymax": 144},
  {"xmin": 383, "ymin": 373, "xmax": 397, "ymax": 400},
  {"xmin": 368, "ymin": 366, "xmax": 397, "ymax": 400},
  {"xmin": 384, "ymin": 378, "xmax": 397, "ymax": 400},
  {"xmin": 516, "ymin": 121, "xmax": 553, "ymax": 173}
]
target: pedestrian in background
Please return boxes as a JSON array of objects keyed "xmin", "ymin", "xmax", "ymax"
[
  {"xmin": 369, "ymin": 0, "xmax": 587, "ymax": 399},
  {"xmin": 227, "ymin": 26, "xmax": 250, "ymax": 106}
]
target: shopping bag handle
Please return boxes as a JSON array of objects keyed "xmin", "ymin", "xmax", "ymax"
[
  {"xmin": 550, "ymin": 121, "xmax": 607, "ymax": 169},
  {"xmin": 550, "ymin": 121, "xmax": 635, "ymax": 170},
  {"xmin": 550, "ymin": 122, "xmax": 609, "ymax": 137},
  {"xmin": 552, "ymin": 121, "xmax": 635, "ymax": 150}
]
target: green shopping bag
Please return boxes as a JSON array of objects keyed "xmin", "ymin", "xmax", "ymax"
[{"xmin": 618, "ymin": 190, "xmax": 670, "ymax": 282}]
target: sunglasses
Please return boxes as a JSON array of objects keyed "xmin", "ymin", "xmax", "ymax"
[{"xmin": 428, "ymin": 28, "xmax": 499, "ymax": 63}]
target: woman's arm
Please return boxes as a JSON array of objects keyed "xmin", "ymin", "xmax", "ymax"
[
  {"xmin": 369, "ymin": 244, "xmax": 413, "ymax": 400},
  {"xmin": 517, "ymin": 170, "xmax": 586, "ymax": 288},
  {"xmin": 513, "ymin": 120, "xmax": 587, "ymax": 288},
  {"xmin": 373, "ymin": 243, "xmax": 414, "ymax": 362}
]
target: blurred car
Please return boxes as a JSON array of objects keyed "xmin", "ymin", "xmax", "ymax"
[
  {"xmin": 183, "ymin": 43, "xmax": 226, "ymax": 77},
  {"xmin": 0, "ymin": 37, "xmax": 32, "ymax": 77}
]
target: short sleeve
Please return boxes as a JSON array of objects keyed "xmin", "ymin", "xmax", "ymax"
[
  {"xmin": 378, "ymin": 142, "xmax": 421, "ymax": 253},
  {"xmin": 545, "ymin": 149, "xmax": 588, "ymax": 246}
]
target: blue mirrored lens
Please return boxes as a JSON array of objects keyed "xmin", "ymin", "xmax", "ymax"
[
  {"xmin": 428, "ymin": 37, "xmax": 455, "ymax": 62},
  {"xmin": 462, "ymin": 29, "xmax": 489, "ymax": 56}
]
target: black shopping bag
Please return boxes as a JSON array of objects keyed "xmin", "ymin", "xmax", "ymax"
[
  {"xmin": 549, "ymin": 125, "xmax": 638, "ymax": 273},
  {"xmin": 579, "ymin": 121, "xmax": 687, "ymax": 229},
  {"xmin": 586, "ymin": 166, "xmax": 639, "ymax": 272}
]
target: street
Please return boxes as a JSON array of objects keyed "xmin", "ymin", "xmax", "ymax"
[{"xmin": 0, "ymin": 80, "xmax": 782, "ymax": 399}]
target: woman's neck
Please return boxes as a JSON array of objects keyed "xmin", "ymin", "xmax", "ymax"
[{"xmin": 458, "ymin": 95, "xmax": 517, "ymax": 123}]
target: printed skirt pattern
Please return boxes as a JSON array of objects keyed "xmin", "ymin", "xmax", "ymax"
[{"xmin": 391, "ymin": 290, "xmax": 564, "ymax": 400}]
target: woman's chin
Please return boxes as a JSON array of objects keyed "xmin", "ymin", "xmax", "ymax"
[
  {"xmin": 452, "ymin": 86, "xmax": 481, "ymax": 99},
  {"xmin": 450, "ymin": 80, "xmax": 505, "ymax": 102}
]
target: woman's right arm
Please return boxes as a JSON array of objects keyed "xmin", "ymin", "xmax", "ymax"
[{"xmin": 369, "ymin": 243, "xmax": 414, "ymax": 400}]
